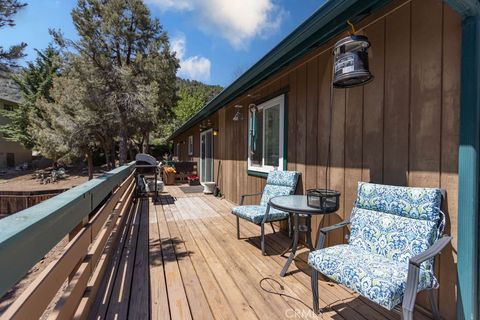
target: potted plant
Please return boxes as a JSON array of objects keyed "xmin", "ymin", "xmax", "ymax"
[
  {"xmin": 162, "ymin": 166, "xmax": 176, "ymax": 185},
  {"xmin": 187, "ymin": 175, "xmax": 200, "ymax": 186}
]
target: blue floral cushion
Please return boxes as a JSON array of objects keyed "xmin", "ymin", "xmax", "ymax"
[
  {"xmin": 266, "ymin": 170, "xmax": 300, "ymax": 187},
  {"xmin": 356, "ymin": 182, "xmax": 442, "ymax": 222},
  {"xmin": 260, "ymin": 185, "xmax": 295, "ymax": 206},
  {"xmin": 259, "ymin": 171, "xmax": 300, "ymax": 206},
  {"xmin": 349, "ymin": 208, "xmax": 438, "ymax": 272},
  {"xmin": 308, "ymin": 244, "xmax": 438, "ymax": 310},
  {"xmin": 231, "ymin": 205, "xmax": 289, "ymax": 224}
]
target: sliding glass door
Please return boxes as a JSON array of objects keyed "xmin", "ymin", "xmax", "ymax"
[{"xmin": 200, "ymin": 129, "xmax": 213, "ymax": 182}]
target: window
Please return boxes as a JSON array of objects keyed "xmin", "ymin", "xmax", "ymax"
[
  {"xmin": 188, "ymin": 135, "xmax": 193, "ymax": 155},
  {"xmin": 248, "ymin": 94, "xmax": 285, "ymax": 173},
  {"xmin": 176, "ymin": 143, "xmax": 181, "ymax": 159}
]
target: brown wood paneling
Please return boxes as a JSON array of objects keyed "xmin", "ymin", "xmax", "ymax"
[
  {"xmin": 383, "ymin": 2, "xmax": 411, "ymax": 186},
  {"xmin": 362, "ymin": 19, "xmax": 385, "ymax": 184},
  {"xmin": 170, "ymin": 0, "xmax": 460, "ymax": 316},
  {"xmin": 314, "ymin": 52, "xmax": 333, "ymax": 243},
  {"xmin": 409, "ymin": 0, "xmax": 442, "ymax": 186},
  {"xmin": 287, "ymin": 70, "xmax": 297, "ymax": 172},
  {"xmin": 344, "ymin": 85, "xmax": 364, "ymax": 224},
  {"xmin": 328, "ymin": 86, "xmax": 346, "ymax": 246},
  {"xmin": 306, "ymin": 58, "xmax": 319, "ymax": 233},
  {"xmin": 295, "ymin": 65, "xmax": 307, "ymax": 194},
  {"xmin": 410, "ymin": 0, "xmax": 443, "ymax": 308}
]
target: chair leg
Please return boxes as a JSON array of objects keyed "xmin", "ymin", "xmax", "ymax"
[
  {"xmin": 270, "ymin": 222, "xmax": 276, "ymax": 233},
  {"xmin": 261, "ymin": 222, "xmax": 266, "ymax": 256},
  {"xmin": 401, "ymin": 308, "xmax": 413, "ymax": 320},
  {"xmin": 311, "ymin": 269, "xmax": 319, "ymax": 314},
  {"xmin": 402, "ymin": 264, "xmax": 418, "ymax": 320},
  {"xmin": 236, "ymin": 216, "xmax": 240, "ymax": 239},
  {"xmin": 428, "ymin": 289, "xmax": 441, "ymax": 320},
  {"xmin": 402, "ymin": 293, "xmax": 415, "ymax": 320}
]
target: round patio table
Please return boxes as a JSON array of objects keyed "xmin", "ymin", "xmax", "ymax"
[{"xmin": 267, "ymin": 195, "xmax": 337, "ymax": 277}]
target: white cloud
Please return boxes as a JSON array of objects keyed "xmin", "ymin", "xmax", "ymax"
[
  {"xmin": 171, "ymin": 35, "xmax": 186, "ymax": 60},
  {"xmin": 149, "ymin": 0, "xmax": 287, "ymax": 50},
  {"xmin": 145, "ymin": 0, "xmax": 194, "ymax": 11},
  {"xmin": 181, "ymin": 56, "xmax": 211, "ymax": 82},
  {"xmin": 172, "ymin": 34, "xmax": 211, "ymax": 82}
]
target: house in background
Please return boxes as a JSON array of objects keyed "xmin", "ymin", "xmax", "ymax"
[
  {"xmin": 170, "ymin": 0, "xmax": 480, "ymax": 318},
  {"xmin": 0, "ymin": 72, "xmax": 31, "ymax": 168}
]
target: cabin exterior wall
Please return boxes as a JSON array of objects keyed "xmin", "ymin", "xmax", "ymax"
[{"xmin": 172, "ymin": 0, "xmax": 461, "ymax": 317}]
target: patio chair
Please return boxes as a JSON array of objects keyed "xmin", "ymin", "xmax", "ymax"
[
  {"xmin": 308, "ymin": 182, "xmax": 451, "ymax": 320},
  {"xmin": 231, "ymin": 171, "xmax": 300, "ymax": 255}
]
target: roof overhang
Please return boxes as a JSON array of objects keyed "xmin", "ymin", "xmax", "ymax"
[{"xmin": 168, "ymin": 0, "xmax": 393, "ymax": 140}]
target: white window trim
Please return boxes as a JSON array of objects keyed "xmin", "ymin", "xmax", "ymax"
[
  {"xmin": 247, "ymin": 94, "xmax": 285, "ymax": 174},
  {"xmin": 188, "ymin": 135, "xmax": 194, "ymax": 155}
]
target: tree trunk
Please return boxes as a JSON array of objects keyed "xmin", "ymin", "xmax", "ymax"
[
  {"xmin": 119, "ymin": 125, "xmax": 128, "ymax": 165},
  {"xmin": 142, "ymin": 131, "xmax": 149, "ymax": 153},
  {"xmin": 128, "ymin": 140, "xmax": 135, "ymax": 161},
  {"xmin": 111, "ymin": 139, "xmax": 116, "ymax": 169},
  {"xmin": 99, "ymin": 139, "xmax": 111, "ymax": 171},
  {"xmin": 86, "ymin": 150, "xmax": 94, "ymax": 180},
  {"xmin": 104, "ymin": 148, "xmax": 111, "ymax": 171}
]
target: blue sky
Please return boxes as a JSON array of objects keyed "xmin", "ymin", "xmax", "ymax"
[{"xmin": 0, "ymin": 0, "xmax": 326, "ymax": 87}]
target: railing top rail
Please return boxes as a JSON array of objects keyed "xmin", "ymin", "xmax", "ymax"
[{"xmin": 0, "ymin": 162, "xmax": 135, "ymax": 297}]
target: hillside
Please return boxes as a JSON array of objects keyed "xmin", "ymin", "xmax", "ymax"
[{"xmin": 174, "ymin": 78, "xmax": 223, "ymax": 125}]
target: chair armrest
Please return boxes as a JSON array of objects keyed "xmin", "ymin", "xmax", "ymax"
[
  {"xmin": 409, "ymin": 235, "xmax": 452, "ymax": 267},
  {"xmin": 239, "ymin": 192, "xmax": 263, "ymax": 205},
  {"xmin": 319, "ymin": 219, "xmax": 351, "ymax": 235},
  {"xmin": 315, "ymin": 219, "xmax": 351, "ymax": 250},
  {"xmin": 403, "ymin": 235, "xmax": 452, "ymax": 312}
]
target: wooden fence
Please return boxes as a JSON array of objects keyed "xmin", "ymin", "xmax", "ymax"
[
  {"xmin": 0, "ymin": 189, "xmax": 68, "ymax": 217},
  {"xmin": 0, "ymin": 163, "xmax": 135, "ymax": 320}
]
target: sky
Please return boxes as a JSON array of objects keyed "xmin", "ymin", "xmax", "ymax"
[{"xmin": 0, "ymin": 0, "xmax": 326, "ymax": 87}]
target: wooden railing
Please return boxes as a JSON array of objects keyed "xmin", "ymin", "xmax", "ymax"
[{"xmin": 0, "ymin": 163, "xmax": 136, "ymax": 319}]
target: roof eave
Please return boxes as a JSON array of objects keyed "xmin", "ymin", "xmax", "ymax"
[{"xmin": 168, "ymin": 0, "xmax": 392, "ymax": 141}]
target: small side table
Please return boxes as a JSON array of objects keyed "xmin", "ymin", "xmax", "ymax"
[{"xmin": 268, "ymin": 195, "xmax": 335, "ymax": 277}]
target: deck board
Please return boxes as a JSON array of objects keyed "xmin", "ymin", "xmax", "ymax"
[{"xmin": 89, "ymin": 185, "xmax": 432, "ymax": 320}]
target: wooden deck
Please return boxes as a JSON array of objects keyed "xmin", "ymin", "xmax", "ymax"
[{"xmin": 88, "ymin": 185, "xmax": 431, "ymax": 320}]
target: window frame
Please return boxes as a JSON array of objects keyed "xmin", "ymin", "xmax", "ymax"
[
  {"xmin": 188, "ymin": 135, "xmax": 194, "ymax": 156},
  {"xmin": 176, "ymin": 142, "xmax": 181, "ymax": 159},
  {"xmin": 247, "ymin": 94, "xmax": 285, "ymax": 174}
]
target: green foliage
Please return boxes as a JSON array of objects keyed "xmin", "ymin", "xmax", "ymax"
[
  {"xmin": 0, "ymin": 0, "xmax": 27, "ymax": 68},
  {"xmin": 51, "ymin": 0, "xmax": 179, "ymax": 162},
  {"xmin": 156, "ymin": 78, "xmax": 222, "ymax": 144},
  {"xmin": 174, "ymin": 78, "xmax": 223, "ymax": 124},
  {"xmin": 1, "ymin": 0, "xmax": 219, "ymax": 168},
  {"xmin": 0, "ymin": 46, "xmax": 60, "ymax": 149}
]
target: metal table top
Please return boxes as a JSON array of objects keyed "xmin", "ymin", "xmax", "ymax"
[{"xmin": 268, "ymin": 195, "xmax": 337, "ymax": 215}]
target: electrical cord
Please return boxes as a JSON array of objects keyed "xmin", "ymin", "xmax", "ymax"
[
  {"xmin": 259, "ymin": 277, "xmax": 312, "ymax": 310},
  {"xmin": 325, "ymin": 60, "xmax": 335, "ymax": 190},
  {"xmin": 259, "ymin": 277, "xmax": 355, "ymax": 319}
]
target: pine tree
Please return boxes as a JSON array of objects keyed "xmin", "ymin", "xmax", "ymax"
[
  {"xmin": 52, "ymin": 0, "xmax": 179, "ymax": 163},
  {"xmin": 0, "ymin": 46, "xmax": 60, "ymax": 148},
  {"xmin": 0, "ymin": 0, "xmax": 27, "ymax": 68}
]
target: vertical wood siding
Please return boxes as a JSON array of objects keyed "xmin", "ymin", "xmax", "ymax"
[{"xmin": 172, "ymin": 0, "xmax": 460, "ymax": 317}]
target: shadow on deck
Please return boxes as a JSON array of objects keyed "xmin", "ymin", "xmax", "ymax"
[{"xmin": 88, "ymin": 185, "xmax": 429, "ymax": 320}]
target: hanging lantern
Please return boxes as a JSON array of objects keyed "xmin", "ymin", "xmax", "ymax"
[{"xmin": 332, "ymin": 34, "xmax": 373, "ymax": 88}]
